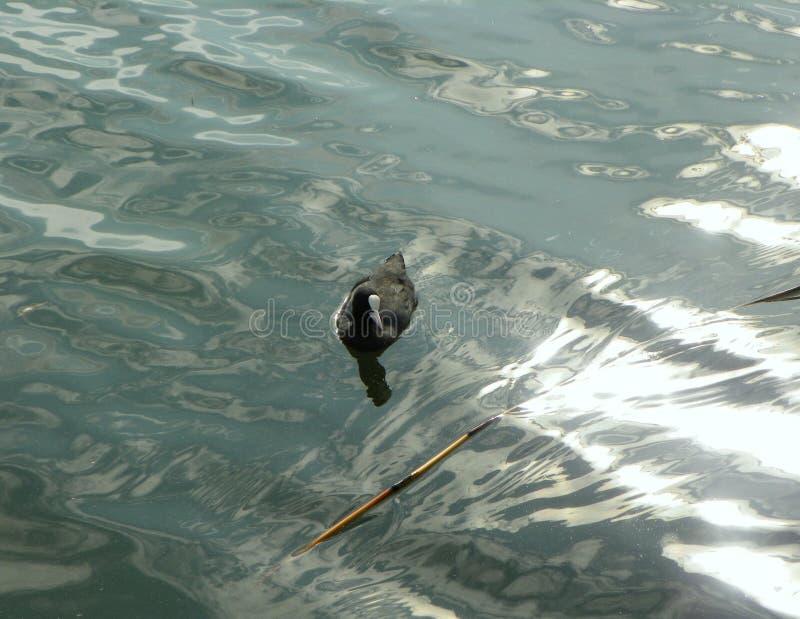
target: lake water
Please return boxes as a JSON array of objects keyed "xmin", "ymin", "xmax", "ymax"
[{"xmin": 2, "ymin": 1, "xmax": 800, "ymax": 617}]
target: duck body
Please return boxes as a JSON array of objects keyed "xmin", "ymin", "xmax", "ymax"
[{"xmin": 336, "ymin": 253, "xmax": 417, "ymax": 352}]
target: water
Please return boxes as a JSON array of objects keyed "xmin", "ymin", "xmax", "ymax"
[{"xmin": 2, "ymin": 1, "xmax": 800, "ymax": 617}]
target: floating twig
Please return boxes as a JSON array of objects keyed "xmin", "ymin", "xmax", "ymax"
[
  {"xmin": 292, "ymin": 408, "xmax": 514, "ymax": 556},
  {"xmin": 744, "ymin": 283, "xmax": 800, "ymax": 305}
]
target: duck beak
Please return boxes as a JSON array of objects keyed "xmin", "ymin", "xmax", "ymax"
[
  {"xmin": 369, "ymin": 310, "xmax": 382, "ymax": 332},
  {"xmin": 368, "ymin": 294, "xmax": 382, "ymax": 333}
]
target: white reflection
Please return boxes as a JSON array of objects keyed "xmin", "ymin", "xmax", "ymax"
[
  {"xmin": 730, "ymin": 9, "xmax": 800, "ymax": 38},
  {"xmin": 514, "ymin": 279, "xmax": 800, "ymax": 469},
  {"xmin": 528, "ymin": 421, "xmax": 800, "ymax": 529},
  {"xmin": 183, "ymin": 107, "xmax": 264, "ymax": 125},
  {"xmin": 1, "ymin": 3, "xmax": 119, "ymax": 68},
  {"xmin": 677, "ymin": 160, "xmax": 722, "ymax": 178},
  {"xmin": 664, "ymin": 41, "xmax": 762, "ymax": 63},
  {"xmin": 664, "ymin": 544, "xmax": 800, "ymax": 618},
  {"xmin": 195, "ymin": 130, "xmax": 297, "ymax": 146},
  {"xmin": 693, "ymin": 500, "xmax": 793, "ymax": 529},
  {"xmin": 642, "ymin": 197, "xmax": 800, "ymax": 257},
  {"xmin": 0, "ymin": 51, "xmax": 79, "ymax": 80},
  {"xmin": 132, "ymin": 0, "xmax": 197, "ymax": 7},
  {"xmin": 159, "ymin": 14, "xmax": 339, "ymax": 85},
  {"xmin": 0, "ymin": 193, "xmax": 185, "ymax": 252},
  {"xmin": 86, "ymin": 63, "xmax": 168, "ymax": 103},
  {"xmin": 606, "ymin": 0, "xmax": 667, "ymax": 10},
  {"xmin": 725, "ymin": 123, "xmax": 800, "ymax": 186},
  {"xmin": 0, "ymin": 559, "xmax": 91, "ymax": 593},
  {"xmin": 477, "ymin": 379, "xmax": 507, "ymax": 398},
  {"xmin": 490, "ymin": 261, "xmax": 800, "ymax": 606}
]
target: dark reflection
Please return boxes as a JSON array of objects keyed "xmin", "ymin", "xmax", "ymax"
[
  {"xmin": 59, "ymin": 254, "xmax": 229, "ymax": 319},
  {"xmin": 162, "ymin": 58, "xmax": 329, "ymax": 108},
  {"xmin": 4, "ymin": 156, "xmax": 55, "ymax": 174},
  {"xmin": 0, "ymin": 466, "xmax": 212, "ymax": 618},
  {"xmin": 346, "ymin": 348, "xmax": 392, "ymax": 406},
  {"xmin": 166, "ymin": 59, "xmax": 286, "ymax": 96}
]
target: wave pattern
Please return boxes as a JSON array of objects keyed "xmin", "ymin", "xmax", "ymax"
[{"xmin": 1, "ymin": 1, "xmax": 800, "ymax": 618}]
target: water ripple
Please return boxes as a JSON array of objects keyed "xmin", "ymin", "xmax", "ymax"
[{"xmin": 3, "ymin": 1, "xmax": 800, "ymax": 617}]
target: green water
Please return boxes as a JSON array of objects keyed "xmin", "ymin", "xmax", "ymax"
[{"xmin": 2, "ymin": 1, "xmax": 800, "ymax": 617}]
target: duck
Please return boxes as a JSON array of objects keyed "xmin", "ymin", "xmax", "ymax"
[{"xmin": 336, "ymin": 252, "xmax": 417, "ymax": 352}]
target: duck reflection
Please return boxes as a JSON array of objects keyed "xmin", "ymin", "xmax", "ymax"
[{"xmin": 347, "ymin": 348, "xmax": 392, "ymax": 406}]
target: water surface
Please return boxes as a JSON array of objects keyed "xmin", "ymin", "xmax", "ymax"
[{"xmin": 2, "ymin": 1, "xmax": 800, "ymax": 617}]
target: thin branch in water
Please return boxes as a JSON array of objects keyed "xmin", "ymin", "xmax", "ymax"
[
  {"xmin": 292, "ymin": 408, "xmax": 515, "ymax": 557},
  {"xmin": 744, "ymin": 283, "xmax": 800, "ymax": 306}
]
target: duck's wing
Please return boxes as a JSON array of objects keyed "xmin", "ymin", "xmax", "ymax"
[
  {"xmin": 336, "ymin": 275, "xmax": 370, "ymax": 328},
  {"xmin": 392, "ymin": 275, "xmax": 417, "ymax": 325}
]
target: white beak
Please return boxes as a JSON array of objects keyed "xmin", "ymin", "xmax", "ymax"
[{"xmin": 368, "ymin": 294, "xmax": 382, "ymax": 332}]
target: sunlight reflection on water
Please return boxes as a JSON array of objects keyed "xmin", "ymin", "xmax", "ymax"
[{"xmin": 2, "ymin": 0, "xmax": 800, "ymax": 617}]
